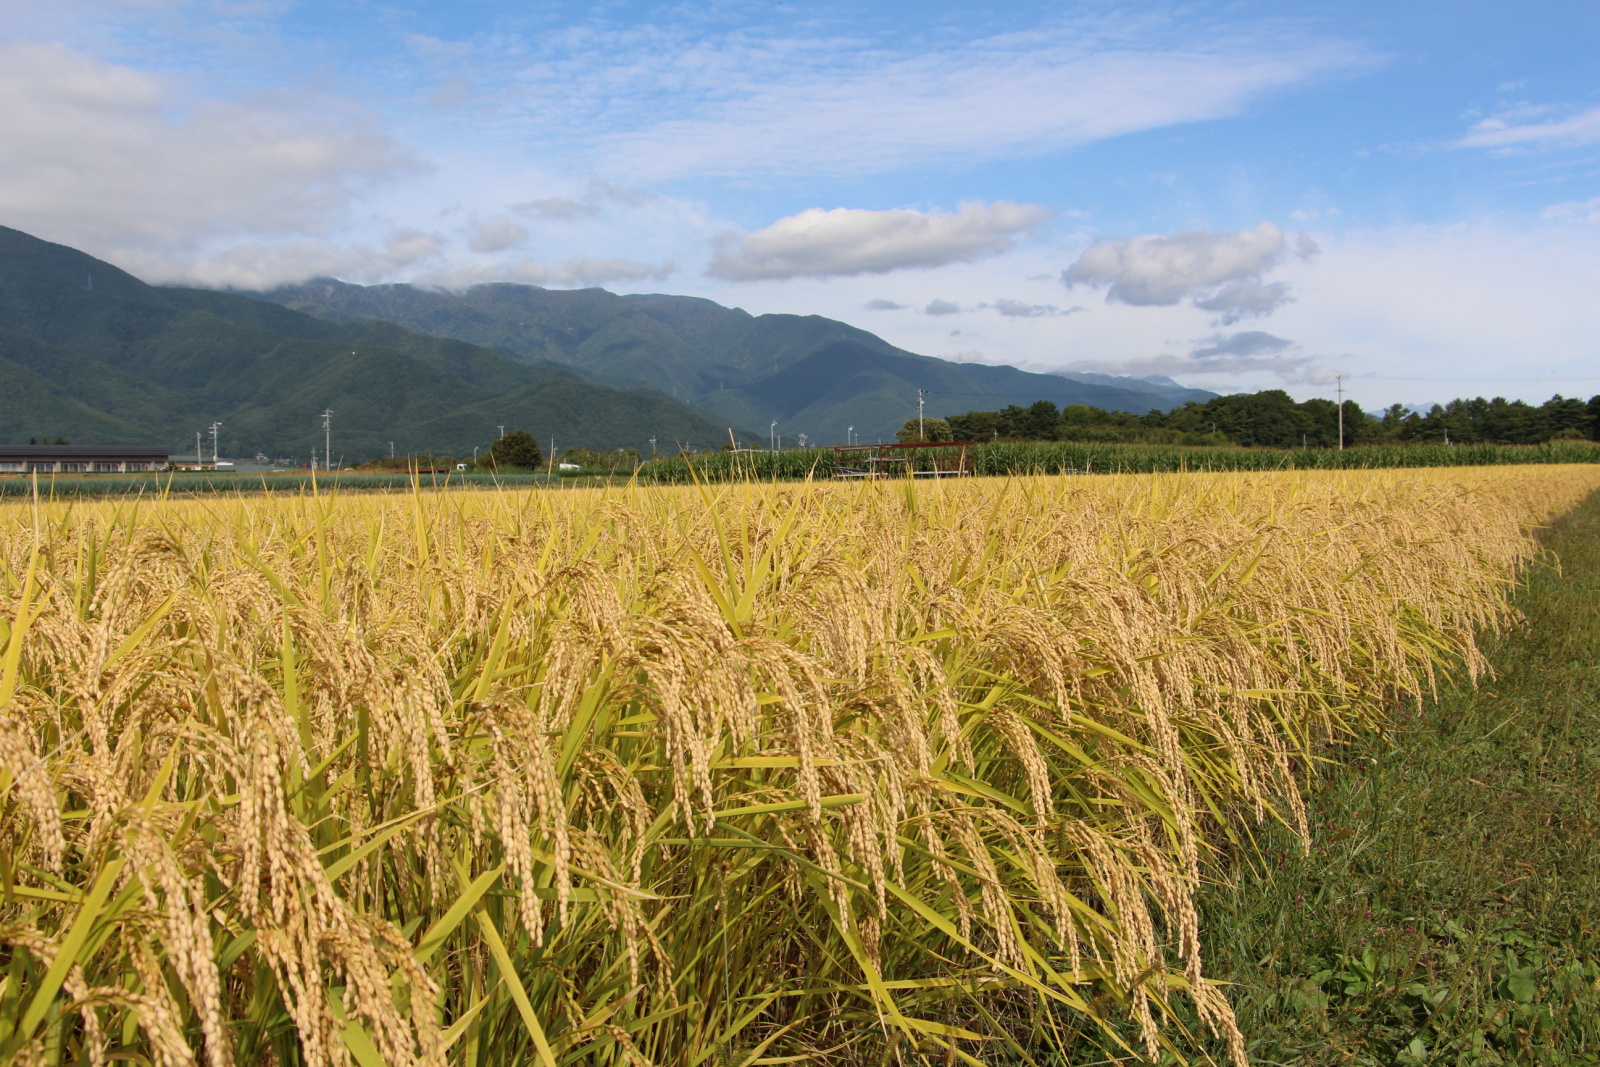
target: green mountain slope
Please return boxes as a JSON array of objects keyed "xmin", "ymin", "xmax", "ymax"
[
  {"xmin": 0, "ymin": 226, "xmax": 744, "ymax": 459},
  {"xmin": 259, "ymin": 279, "xmax": 1215, "ymax": 443}
]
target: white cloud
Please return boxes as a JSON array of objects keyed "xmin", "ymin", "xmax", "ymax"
[
  {"xmin": 466, "ymin": 215, "xmax": 529, "ymax": 252},
  {"xmin": 1459, "ymin": 105, "xmax": 1600, "ymax": 150},
  {"xmin": 924, "ymin": 299, "xmax": 961, "ymax": 315},
  {"xmin": 1062, "ymin": 222, "xmax": 1299, "ymax": 319},
  {"xmin": 593, "ymin": 31, "xmax": 1365, "ymax": 178},
  {"xmin": 1543, "ymin": 198, "xmax": 1600, "ymax": 224},
  {"xmin": 708, "ymin": 201, "xmax": 1052, "ymax": 281},
  {"xmin": 0, "ymin": 41, "xmax": 411, "ymax": 261}
]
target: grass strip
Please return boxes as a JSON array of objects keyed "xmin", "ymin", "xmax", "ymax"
[{"xmin": 1185, "ymin": 489, "xmax": 1600, "ymax": 1065}]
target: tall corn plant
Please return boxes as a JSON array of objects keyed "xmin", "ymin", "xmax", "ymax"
[{"xmin": 1, "ymin": 467, "xmax": 1594, "ymax": 1066}]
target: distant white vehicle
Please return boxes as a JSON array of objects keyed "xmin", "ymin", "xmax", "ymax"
[
  {"xmin": 214, "ymin": 460, "xmax": 233, "ymax": 469},
  {"xmin": 558, "ymin": 462, "xmax": 581, "ymax": 470},
  {"xmin": 455, "ymin": 463, "xmax": 468, "ymax": 470}
]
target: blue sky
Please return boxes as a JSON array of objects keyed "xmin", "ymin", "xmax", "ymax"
[{"xmin": 4, "ymin": 0, "xmax": 1598, "ymax": 406}]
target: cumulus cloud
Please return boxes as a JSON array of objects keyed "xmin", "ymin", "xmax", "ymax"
[
  {"xmin": 865, "ymin": 298, "xmax": 906, "ymax": 310},
  {"xmin": 1063, "ymin": 330, "xmax": 1331, "ymax": 383},
  {"xmin": 1192, "ymin": 279, "xmax": 1292, "ymax": 324},
  {"xmin": 0, "ymin": 41, "xmax": 412, "ymax": 264},
  {"xmin": 1062, "ymin": 221, "xmax": 1302, "ymax": 319},
  {"xmin": 467, "ymin": 215, "xmax": 529, "ymax": 252},
  {"xmin": 924, "ymin": 299, "xmax": 961, "ymax": 315},
  {"xmin": 1459, "ymin": 104, "xmax": 1600, "ymax": 150},
  {"xmin": 708, "ymin": 201, "xmax": 1051, "ymax": 280}
]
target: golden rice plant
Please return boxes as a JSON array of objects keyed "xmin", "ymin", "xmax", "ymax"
[{"xmin": 0, "ymin": 466, "xmax": 1594, "ymax": 1066}]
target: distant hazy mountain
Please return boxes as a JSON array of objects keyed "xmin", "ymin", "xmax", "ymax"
[
  {"xmin": 258, "ymin": 279, "xmax": 1215, "ymax": 444},
  {"xmin": 0, "ymin": 226, "xmax": 742, "ymax": 459},
  {"xmin": 1052, "ymin": 371, "xmax": 1214, "ymax": 407}
]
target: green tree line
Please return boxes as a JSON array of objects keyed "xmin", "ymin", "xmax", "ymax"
[{"xmin": 906, "ymin": 390, "xmax": 1600, "ymax": 448}]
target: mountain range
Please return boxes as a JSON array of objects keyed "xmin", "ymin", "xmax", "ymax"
[
  {"xmin": 0, "ymin": 224, "xmax": 1212, "ymax": 459},
  {"xmin": 0, "ymin": 226, "xmax": 738, "ymax": 460},
  {"xmin": 258, "ymin": 279, "xmax": 1214, "ymax": 445}
]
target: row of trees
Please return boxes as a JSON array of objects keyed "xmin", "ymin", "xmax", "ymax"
[
  {"xmin": 905, "ymin": 391, "xmax": 1600, "ymax": 448},
  {"xmin": 353, "ymin": 436, "xmax": 652, "ymax": 473},
  {"xmin": 356, "ymin": 431, "xmax": 547, "ymax": 471}
]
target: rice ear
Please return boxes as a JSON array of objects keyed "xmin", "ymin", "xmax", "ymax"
[{"xmin": 0, "ymin": 466, "xmax": 1588, "ymax": 1066}]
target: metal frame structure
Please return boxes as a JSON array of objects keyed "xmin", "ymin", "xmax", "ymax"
[{"xmin": 830, "ymin": 441, "xmax": 975, "ymax": 479}]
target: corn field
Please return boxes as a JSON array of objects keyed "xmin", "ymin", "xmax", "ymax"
[
  {"xmin": 634, "ymin": 439, "xmax": 1600, "ymax": 484},
  {"xmin": 1, "ymin": 467, "xmax": 1595, "ymax": 1067}
]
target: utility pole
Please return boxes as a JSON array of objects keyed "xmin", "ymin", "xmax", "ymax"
[
  {"xmin": 1335, "ymin": 375, "xmax": 1345, "ymax": 451},
  {"xmin": 769, "ymin": 421, "xmax": 777, "ymax": 452},
  {"xmin": 389, "ymin": 441, "xmax": 395, "ymax": 460},
  {"xmin": 847, "ymin": 426, "xmax": 854, "ymax": 446},
  {"xmin": 321, "ymin": 410, "xmax": 333, "ymax": 469},
  {"xmin": 210, "ymin": 421, "xmax": 222, "ymax": 468},
  {"xmin": 798, "ymin": 433, "xmax": 807, "ymax": 449},
  {"xmin": 918, "ymin": 389, "xmax": 927, "ymax": 442},
  {"xmin": 649, "ymin": 436, "xmax": 657, "ymax": 459},
  {"xmin": 196, "ymin": 431, "xmax": 203, "ymax": 469},
  {"xmin": 498, "ymin": 425, "xmax": 505, "ymax": 440}
]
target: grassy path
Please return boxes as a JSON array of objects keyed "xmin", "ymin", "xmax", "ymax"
[{"xmin": 1192, "ymin": 490, "xmax": 1600, "ymax": 1065}]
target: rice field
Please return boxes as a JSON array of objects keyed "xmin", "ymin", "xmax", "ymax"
[{"xmin": 1, "ymin": 466, "xmax": 1595, "ymax": 1066}]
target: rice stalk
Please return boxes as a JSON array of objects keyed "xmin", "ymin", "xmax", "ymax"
[{"xmin": 0, "ymin": 466, "xmax": 1593, "ymax": 1066}]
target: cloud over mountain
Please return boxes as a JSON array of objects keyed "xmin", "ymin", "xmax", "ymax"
[
  {"xmin": 1063, "ymin": 330, "xmax": 1330, "ymax": 383},
  {"xmin": 1061, "ymin": 222, "xmax": 1308, "ymax": 321},
  {"xmin": 420, "ymin": 257, "xmax": 675, "ymax": 289},
  {"xmin": 708, "ymin": 201, "xmax": 1052, "ymax": 280}
]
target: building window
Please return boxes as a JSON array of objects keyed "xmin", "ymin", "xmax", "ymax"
[
  {"xmin": 61, "ymin": 462, "xmax": 88, "ymax": 472},
  {"xmin": 126, "ymin": 462, "xmax": 150, "ymax": 471},
  {"xmin": 0, "ymin": 462, "xmax": 22, "ymax": 472}
]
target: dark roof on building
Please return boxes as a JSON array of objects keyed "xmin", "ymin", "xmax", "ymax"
[{"xmin": 0, "ymin": 445, "xmax": 170, "ymax": 457}]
